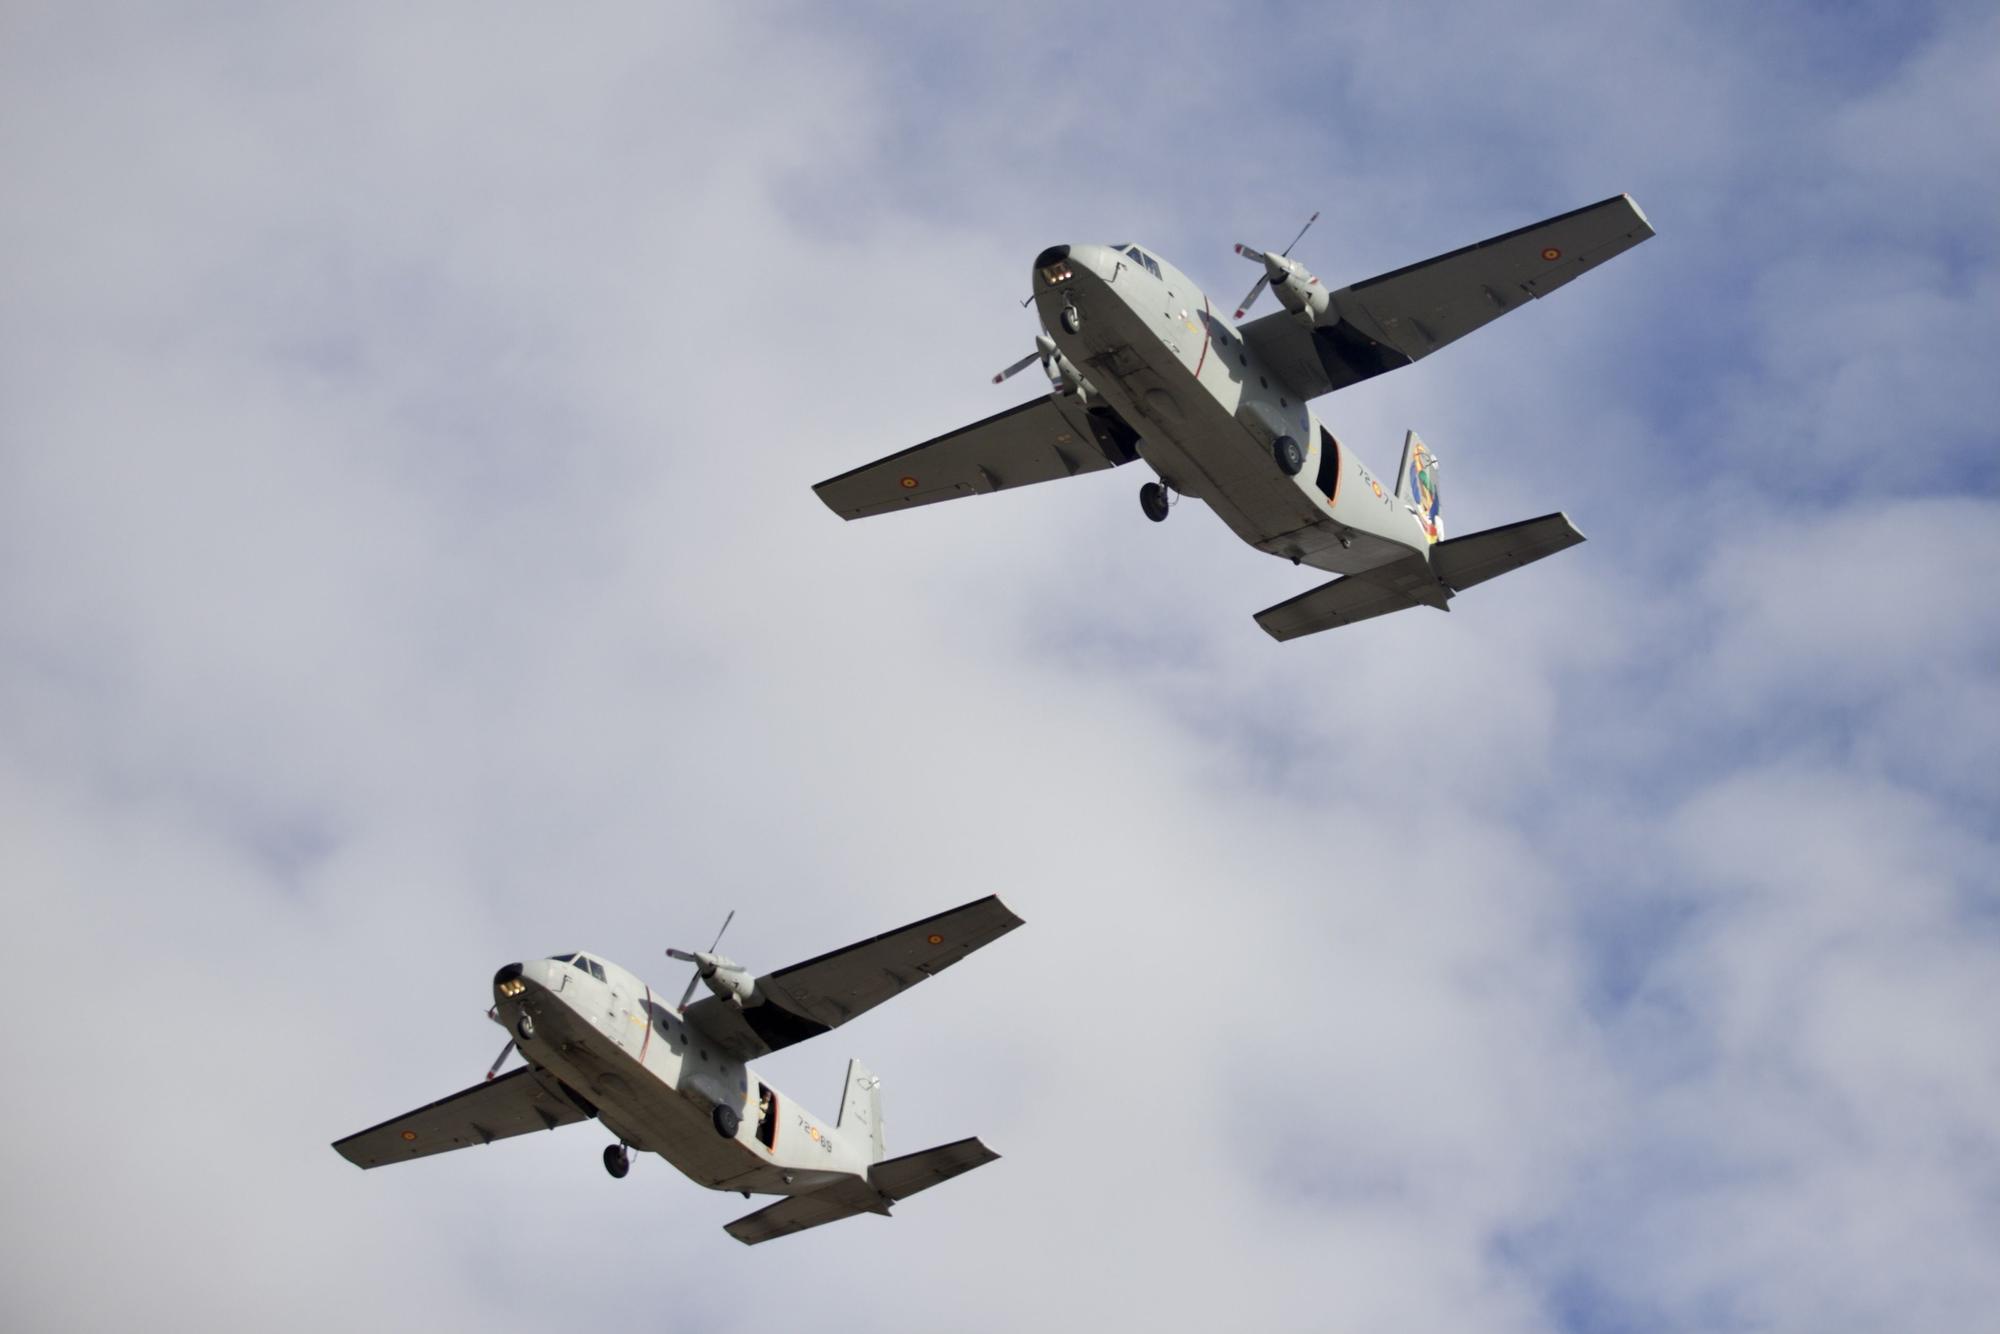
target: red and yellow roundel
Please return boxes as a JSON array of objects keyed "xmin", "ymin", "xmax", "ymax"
[
  {"xmin": 400, "ymin": 1130, "xmax": 418, "ymax": 1142},
  {"xmin": 927, "ymin": 934, "xmax": 944, "ymax": 945},
  {"xmin": 1541, "ymin": 247, "xmax": 1562, "ymax": 261},
  {"xmin": 899, "ymin": 476, "xmax": 919, "ymax": 489}
]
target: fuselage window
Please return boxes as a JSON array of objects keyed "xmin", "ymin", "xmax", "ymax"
[{"xmin": 586, "ymin": 960, "xmax": 607, "ymax": 982}]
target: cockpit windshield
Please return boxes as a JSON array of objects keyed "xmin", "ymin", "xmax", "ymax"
[{"xmin": 546, "ymin": 953, "xmax": 577, "ymax": 964}]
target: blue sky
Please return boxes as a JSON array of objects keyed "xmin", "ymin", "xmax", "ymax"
[{"xmin": 2, "ymin": 3, "xmax": 1995, "ymax": 1330}]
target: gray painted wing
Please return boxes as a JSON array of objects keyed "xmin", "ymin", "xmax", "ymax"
[
  {"xmin": 685, "ymin": 895, "xmax": 1024, "ymax": 1061},
  {"xmin": 1430, "ymin": 512, "xmax": 1586, "ymax": 590},
  {"xmin": 813, "ymin": 398, "xmax": 1125, "ymax": 519},
  {"xmin": 1242, "ymin": 194, "xmax": 1654, "ymax": 398},
  {"xmin": 331, "ymin": 1067, "xmax": 591, "ymax": 1168}
]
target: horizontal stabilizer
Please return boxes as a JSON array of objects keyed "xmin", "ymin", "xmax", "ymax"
[
  {"xmin": 723, "ymin": 1137, "xmax": 999, "ymax": 1245},
  {"xmin": 1430, "ymin": 511, "xmax": 1585, "ymax": 591},
  {"xmin": 1253, "ymin": 572, "xmax": 1427, "ymax": 641},
  {"xmin": 869, "ymin": 1136, "xmax": 999, "ymax": 1200}
]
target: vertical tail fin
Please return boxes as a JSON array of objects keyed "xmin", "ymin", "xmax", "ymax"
[
  {"xmin": 1395, "ymin": 430, "xmax": 1444, "ymax": 543},
  {"xmin": 837, "ymin": 1059, "xmax": 885, "ymax": 1163}
]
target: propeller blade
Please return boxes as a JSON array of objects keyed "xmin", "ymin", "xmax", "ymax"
[
  {"xmin": 677, "ymin": 971, "xmax": 701, "ymax": 1011},
  {"xmin": 1234, "ymin": 275, "xmax": 1269, "ymax": 320},
  {"xmin": 992, "ymin": 350, "xmax": 1040, "ymax": 385},
  {"xmin": 1233, "ymin": 242, "xmax": 1268, "ymax": 263},
  {"xmin": 485, "ymin": 1038, "xmax": 515, "ymax": 1081},
  {"xmin": 707, "ymin": 910, "xmax": 735, "ymax": 954},
  {"xmin": 665, "ymin": 948, "xmax": 697, "ymax": 962},
  {"xmin": 1279, "ymin": 210, "xmax": 1320, "ymax": 258}
]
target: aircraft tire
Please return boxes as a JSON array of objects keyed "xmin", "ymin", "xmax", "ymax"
[
  {"xmin": 1140, "ymin": 482, "xmax": 1170, "ymax": 523},
  {"xmin": 1273, "ymin": 435, "xmax": 1305, "ymax": 476},
  {"xmin": 603, "ymin": 1143, "xmax": 630, "ymax": 1179},
  {"xmin": 713, "ymin": 1104, "xmax": 741, "ymax": 1139},
  {"xmin": 1060, "ymin": 305, "xmax": 1082, "ymax": 335},
  {"xmin": 515, "ymin": 1013, "xmax": 536, "ymax": 1042}
]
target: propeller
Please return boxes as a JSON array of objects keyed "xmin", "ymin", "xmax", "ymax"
[
  {"xmin": 485, "ymin": 1037, "xmax": 515, "ymax": 1082},
  {"xmin": 668, "ymin": 909, "xmax": 735, "ymax": 1011},
  {"xmin": 1233, "ymin": 210, "xmax": 1320, "ymax": 319},
  {"xmin": 992, "ymin": 333, "xmax": 1061, "ymax": 385}
]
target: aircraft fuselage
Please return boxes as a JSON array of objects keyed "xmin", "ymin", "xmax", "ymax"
[
  {"xmin": 1033, "ymin": 242, "xmax": 1433, "ymax": 576},
  {"xmin": 492, "ymin": 955, "xmax": 869, "ymax": 1198}
]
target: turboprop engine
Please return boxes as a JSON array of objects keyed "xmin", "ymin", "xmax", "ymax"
[
  {"xmin": 1232, "ymin": 211, "xmax": 1330, "ymax": 324},
  {"xmin": 667, "ymin": 914, "xmax": 764, "ymax": 1011},
  {"xmin": 681, "ymin": 952, "xmax": 759, "ymax": 1007}
]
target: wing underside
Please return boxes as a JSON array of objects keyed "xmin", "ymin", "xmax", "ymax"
[
  {"xmin": 1241, "ymin": 194, "xmax": 1654, "ymax": 398},
  {"xmin": 813, "ymin": 397, "xmax": 1136, "ymax": 520},
  {"xmin": 332, "ymin": 1067, "xmax": 594, "ymax": 1169},
  {"xmin": 685, "ymin": 895, "xmax": 1024, "ymax": 1061}
]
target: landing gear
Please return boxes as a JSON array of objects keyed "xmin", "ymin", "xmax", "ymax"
[
  {"xmin": 1060, "ymin": 304, "xmax": 1082, "ymax": 335},
  {"xmin": 514, "ymin": 1012, "xmax": 536, "ymax": 1042},
  {"xmin": 1273, "ymin": 434, "xmax": 1305, "ymax": 476},
  {"xmin": 603, "ymin": 1143, "xmax": 630, "ymax": 1179},
  {"xmin": 1139, "ymin": 481, "xmax": 1171, "ymax": 523},
  {"xmin": 712, "ymin": 1104, "xmax": 740, "ymax": 1139}
]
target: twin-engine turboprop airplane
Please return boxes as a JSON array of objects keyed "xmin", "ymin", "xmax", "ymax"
[
  {"xmin": 813, "ymin": 195, "xmax": 1654, "ymax": 639},
  {"xmin": 333, "ymin": 896, "xmax": 1022, "ymax": 1244}
]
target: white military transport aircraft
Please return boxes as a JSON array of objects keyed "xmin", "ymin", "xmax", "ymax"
[
  {"xmin": 334, "ymin": 896, "xmax": 1022, "ymax": 1244},
  {"xmin": 814, "ymin": 195, "xmax": 1654, "ymax": 639}
]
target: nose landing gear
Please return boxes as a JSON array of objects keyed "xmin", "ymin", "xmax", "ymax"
[
  {"xmin": 603, "ymin": 1143, "xmax": 631, "ymax": 1179},
  {"xmin": 1060, "ymin": 304, "xmax": 1083, "ymax": 335},
  {"xmin": 1139, "ymin": 481, "xmax": 1172, "ymax": 523}
]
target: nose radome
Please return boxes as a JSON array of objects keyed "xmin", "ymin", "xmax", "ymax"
[{"xmin": 1033, "ymin": 244, "xmax": 1070, "ymax": 269}]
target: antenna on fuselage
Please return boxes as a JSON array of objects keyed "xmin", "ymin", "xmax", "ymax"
[{"xmin": 667, "ymin": 909, "xmax": 735, "ymax": 1011}]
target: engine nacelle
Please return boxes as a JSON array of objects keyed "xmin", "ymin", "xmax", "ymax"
[
  {"xmin": 1267, "ymin": 256, "xmax": 1331, "ymax": 324},
  {"xmin": 693, "ymin": 954, "xmax": 761, "ymax": 1008}
]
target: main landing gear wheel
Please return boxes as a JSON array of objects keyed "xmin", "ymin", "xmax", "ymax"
[
  {"xmin": 603, "ymin": 1143, "xmax": 630, "ymax": 1179},
  {"xmin": 712, "ymin": 1104, "xmax": 740, "ymax": 1139},
  {"xmin": 1273, "ymin": 434, "xmax": 1305, "ymax": 476},
  {"xmin": 514, "ymin": 1013, "xmax": 536, "ymax": 1042},
  {"xmin": 1139, "ymin": 481, "xmax": 1170, "ymax": 523},
  {"xmin": 1060, "ymin": 304, "xmax": 1083, "ymax": 335}
]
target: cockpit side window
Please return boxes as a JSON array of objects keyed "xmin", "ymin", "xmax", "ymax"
[{"xmin": 587, "ymin": 959, "xmax": 607, "ymax": 982}]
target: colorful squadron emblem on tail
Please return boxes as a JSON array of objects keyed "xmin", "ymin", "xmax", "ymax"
[{"xmin": 1406, "ymin": 437, "xmax": 1443, "ymax": 543}]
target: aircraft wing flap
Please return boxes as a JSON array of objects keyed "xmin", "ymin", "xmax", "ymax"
[
  {"xmin": 686, "ymin": 895, "xmax": 1024, "ymax": 1061},
  {"xmin": 331, "ymin": 1067, "xmax": 592, "ymax": 1169},
  {"xmin": 1242, "ymin": 194, "xmax": 1653, "ymax": 398},
  {"xmin": 813, "ymin": 398, "xmax": 1129, "ymax": 520}
]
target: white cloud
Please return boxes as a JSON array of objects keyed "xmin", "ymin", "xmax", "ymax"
[{"xmin": 2, "ymin": 2, "xmax": 1996, "ymax": 1331}]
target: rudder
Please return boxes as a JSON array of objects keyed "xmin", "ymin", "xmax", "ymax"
[{"xmin": 838, "ymin": 1058, "xmax": 885, "ymax": 1163}]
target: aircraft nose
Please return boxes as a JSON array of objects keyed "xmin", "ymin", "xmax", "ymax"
[
  {"xmin": 1034, "ymin": 244, "xmax": 1069, "ymax": 269},
  {"xmin": 494, "ymin": 962, "xmax": 528, "ymax": 998}
]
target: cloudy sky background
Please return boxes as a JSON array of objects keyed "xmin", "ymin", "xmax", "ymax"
[{"xmin": 3, "ymin": 2, "xmax": 1996, "ymax": 1329}]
